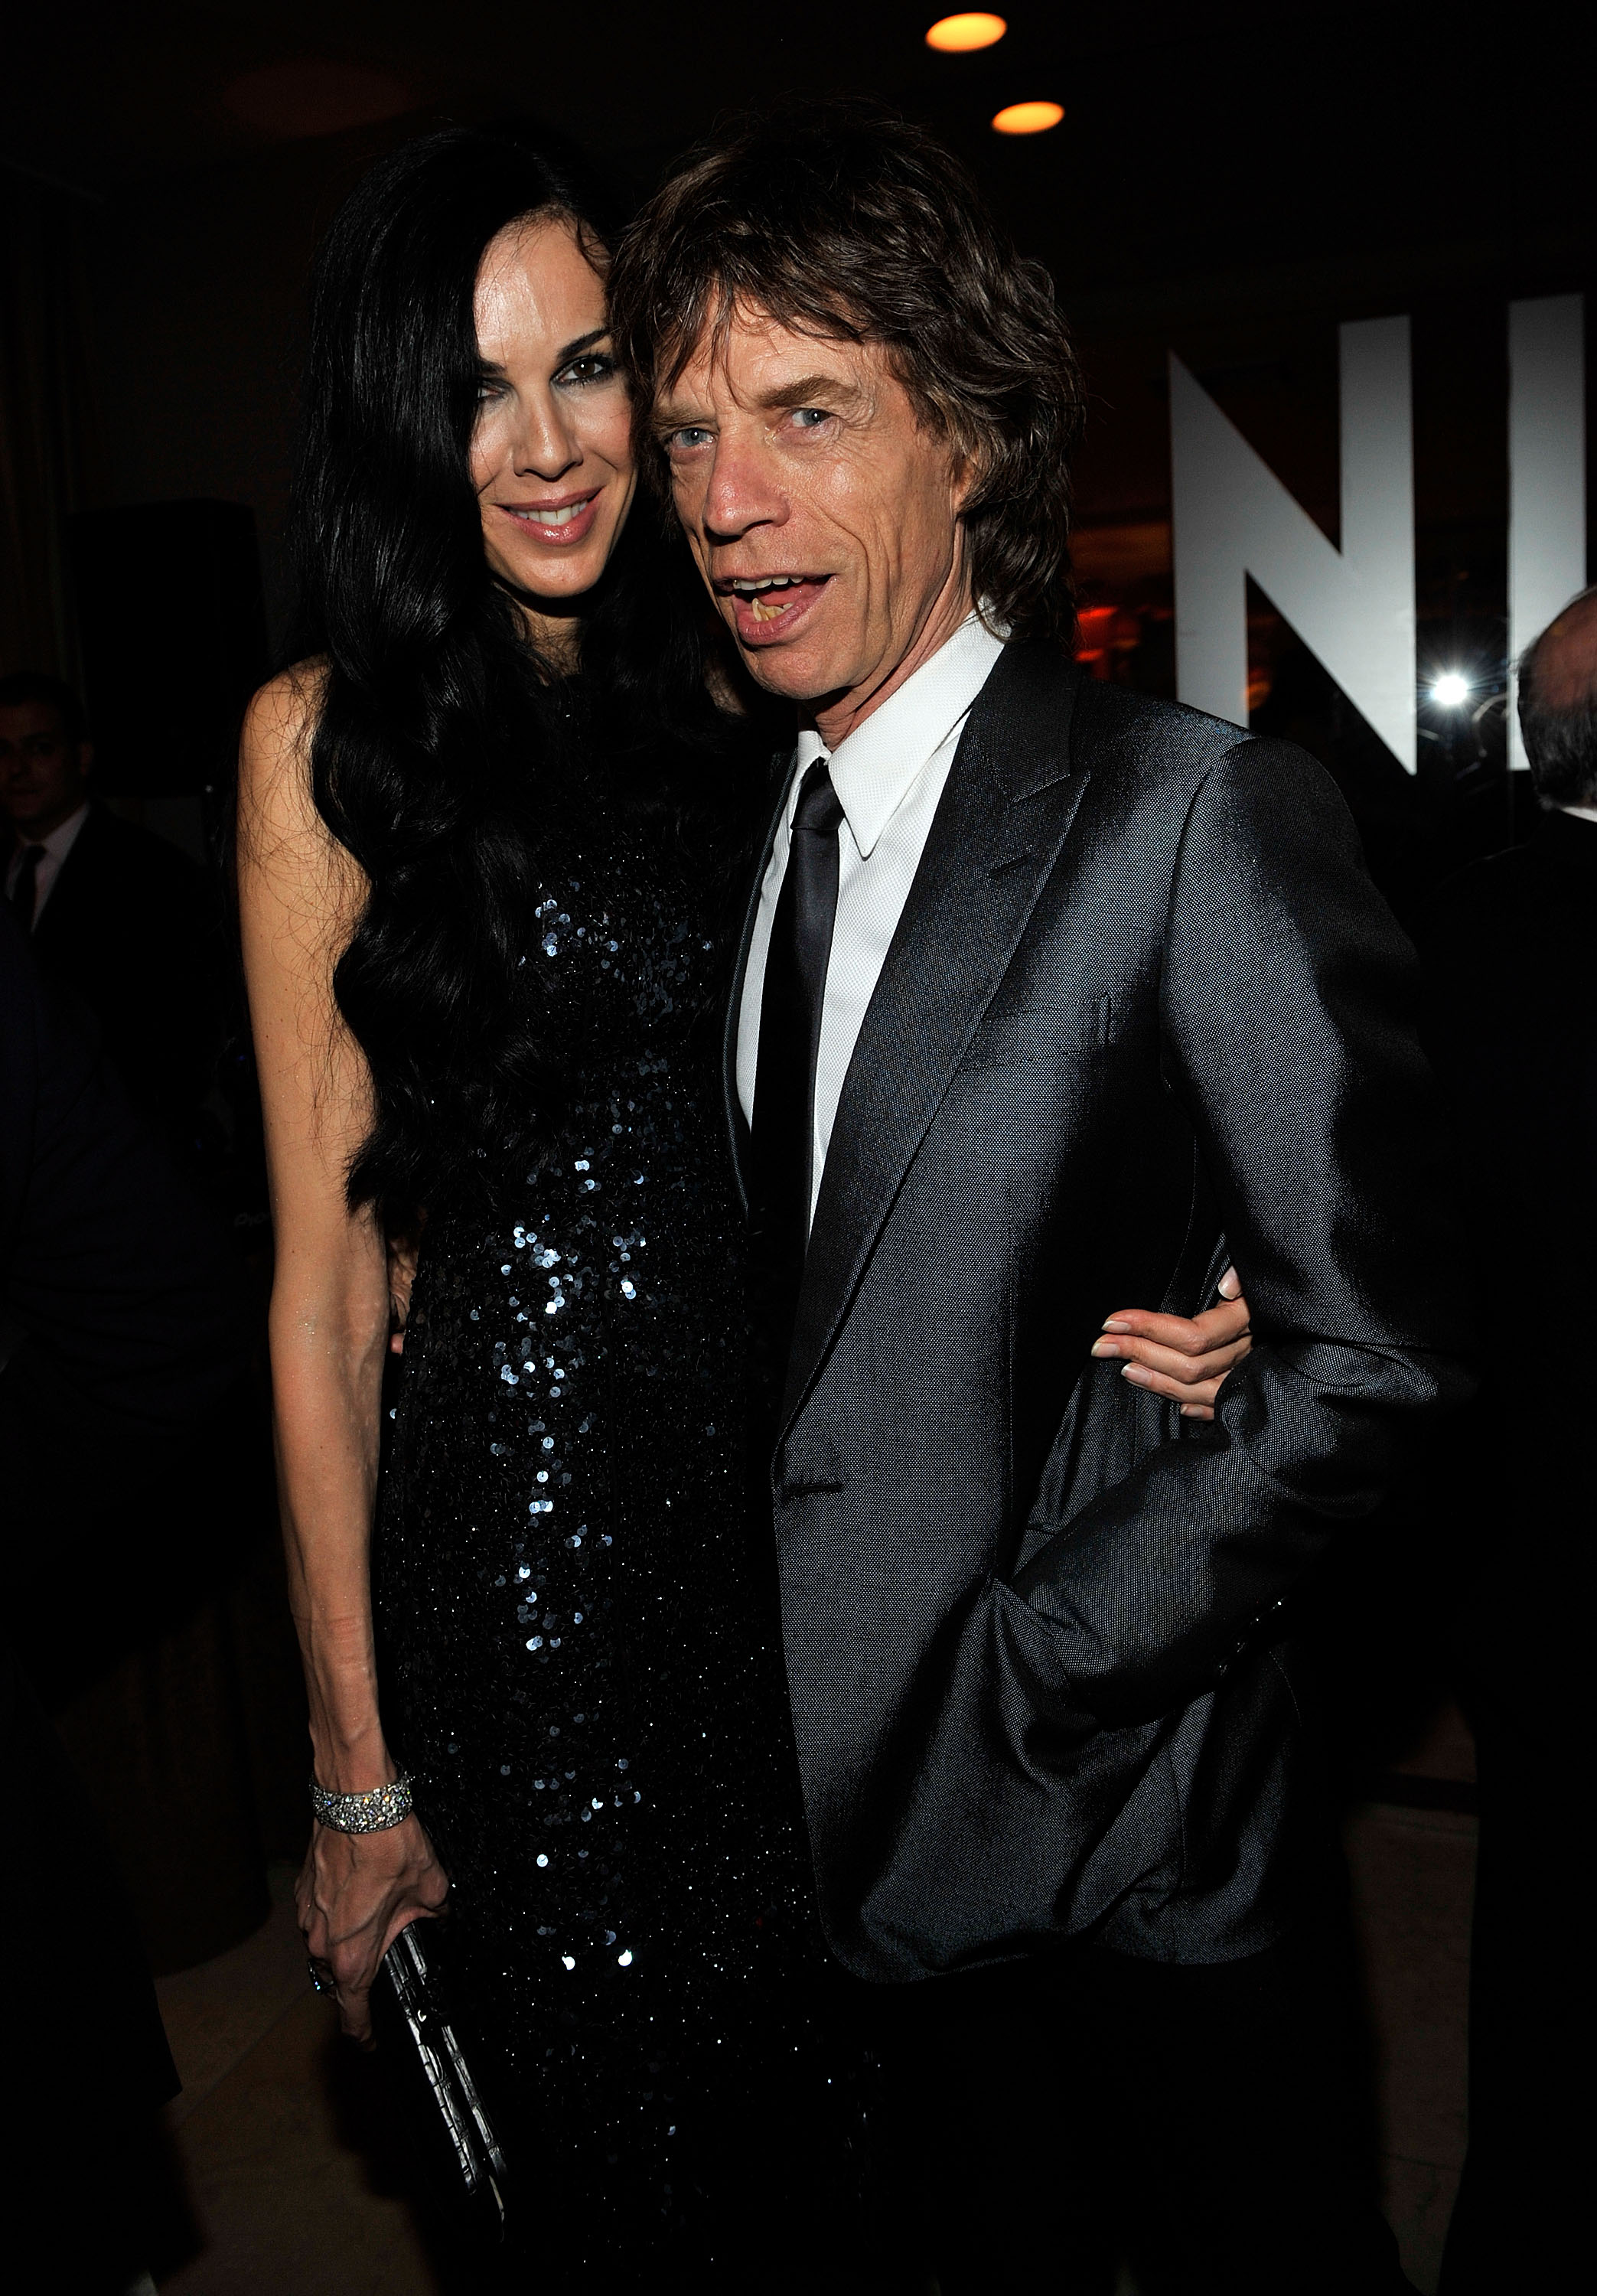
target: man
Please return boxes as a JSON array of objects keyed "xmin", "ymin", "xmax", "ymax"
[
  {"xmin": 2, "ymin": 898, "xmax": 250, "ymax": 2288},
  {"xmin": 0, "ymin": 670, "xmax": 221, "ymax": 1150},
  {"xmin": 0, "ymin": 670, "xmax": 93, "ymax": 916},
  {"xmin": 610, "ymin": 109, "xmax": 1468, "ymax": 2293},
  {"xmin": 2, "ymin": 673, "xmax": 270, "ymax": 1975},
  {"xmin": 1428, "ymin": 594, "xmax": 1596, "ymax": 2294}
]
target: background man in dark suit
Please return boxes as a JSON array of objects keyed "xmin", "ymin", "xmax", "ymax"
[
  {"xmin": 1428, "ymin": 592, "xmax": 1597, "ymax": 2294},
  {"xmin": 613, "ymin": 107, "xmax": 1471, "ymax": 2293},
  {"xmin": 1, "ymin": 898, "xmax": 249, "ymax": 2288},
  {"xmin": 2, "ymin": 672, "xmax": 288, "ymax": 1979},
  {"xmin": 0, "ymin": 670, "xmax": 222, "ymax": 1154}
]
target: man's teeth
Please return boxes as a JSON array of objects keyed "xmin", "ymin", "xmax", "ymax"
[
  {"xmin": 514, "ymin": 501, "xmax": 588, "ymax": 526},
  {"xmin": 729, "ymin": 576, "xmax": 807, "ymax": 593}
]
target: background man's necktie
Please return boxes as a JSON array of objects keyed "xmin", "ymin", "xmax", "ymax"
[
  {"xmin": 8, "ymin": 846, "xmax": 46, "ymax": 931},
  {"xmin": 749, "ymin": 758, "xmax": 845, "ymax": 1381}
]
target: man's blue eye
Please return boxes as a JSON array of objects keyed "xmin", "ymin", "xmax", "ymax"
[
  {"xmin": 668, "ymin": 428, "xmax": 712, "ymax": 452},
  {"xmin": 792, "ymin": 407, "xmax": 830, "ymax": 427}
]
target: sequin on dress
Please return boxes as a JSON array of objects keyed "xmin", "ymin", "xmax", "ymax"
[{"xmin": 371, "ymin": 807, "xmax": 841, "ymax": 2282}]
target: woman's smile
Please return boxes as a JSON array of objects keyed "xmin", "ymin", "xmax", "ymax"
[{"xmin": 494, "ymin": 488, "xmax": 605, "ymax": 547}]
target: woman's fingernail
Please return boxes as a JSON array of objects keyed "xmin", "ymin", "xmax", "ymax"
[
  {"xmin": 1121, "ymin": 1364, "xmax": 1150, "ymax": 1386},
  {"xmin": 1090, "ymin": 1339, "xmax": 1120, "ymax": 1358},
  {"xmin": 1219, "ymin": 1268, "xmax": 1240, "ymax": 1298},
  {"xmin": 1101, "ymin": 1317, "xmax": 1131, "ymax": 1332}
]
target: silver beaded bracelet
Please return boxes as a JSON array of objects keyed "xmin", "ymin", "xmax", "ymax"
[{"xmin": 309, "ymin": 1773, "xmax": 414, "ymax": 1834}]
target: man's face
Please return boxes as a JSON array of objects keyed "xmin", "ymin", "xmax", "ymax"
[
  {"xmin": 0, "ymin": 703, "xmax": 91, "ymax": 838},
  {"xmin": 656, "ymin": 309, "xmax": 971, "ymax": 724}
]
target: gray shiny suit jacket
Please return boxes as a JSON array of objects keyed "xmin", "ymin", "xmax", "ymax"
[{"xmin": 726, "ymin": 638, "xmax": 1472, "ymax": 1985}]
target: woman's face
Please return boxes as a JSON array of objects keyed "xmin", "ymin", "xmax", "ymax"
[{"xmin": 470, "ymin": 215, "xmax": 634, "ymax": 614}]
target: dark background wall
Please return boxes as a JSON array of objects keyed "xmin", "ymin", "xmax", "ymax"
[{"xmin": 3, "ymin": 0, "xmax": 1592, "ymax": 894}]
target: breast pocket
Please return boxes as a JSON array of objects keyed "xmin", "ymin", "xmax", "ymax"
[{"xmin": 962, "ymin": 993, "xmax": 1116, "ymax": 1072}]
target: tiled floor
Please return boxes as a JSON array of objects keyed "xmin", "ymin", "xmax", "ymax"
[
  {"xmin": 154, "ymin": 1797, "xmax": 1476, "ymax": 2293},
  {"xmin": 157, "ymin": 1867, "xmax": 445, "ymax": 2295}
]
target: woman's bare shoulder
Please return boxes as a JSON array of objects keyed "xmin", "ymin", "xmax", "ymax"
[
  {"xmin": 240, "ymin": 660, "xmax": 327, "ymax": 822},
  {"xmin": 237, "ymin": 659, "xmax": 363, "ymax": 931}
]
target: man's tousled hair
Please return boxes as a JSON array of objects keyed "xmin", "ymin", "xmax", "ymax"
[{"xmin": 608, "ymin": 102, "xmax": 1085, "ymax": 647}]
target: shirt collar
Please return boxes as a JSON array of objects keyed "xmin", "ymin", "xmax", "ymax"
[
  {"xmin": 11, "ymin": 801, "xmax": 90, "ymax": 866},
  {"xmin": 46, "ymin": 801, "xmax": 90, "ymax": 858},
  {"xmin": 794, "ymin": 613, "xmax": 1006, "ymax": 859}
]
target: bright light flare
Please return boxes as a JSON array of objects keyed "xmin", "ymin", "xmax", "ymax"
[
  {"xmin": 1430, "ymin": 672, "xmax": 1470, "ymax": 707},
  {"xmin": 926, "ymin": 12, "xmax": 1007, "ymax": 51},
  {"xmin": 992, "ymin": 100, "xmax": 1064, "ymax": 135}
]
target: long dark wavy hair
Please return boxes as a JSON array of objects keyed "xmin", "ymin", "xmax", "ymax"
[{"xmin": 285, "ymin": 124, "xmax": 761, "ymax": 1227}]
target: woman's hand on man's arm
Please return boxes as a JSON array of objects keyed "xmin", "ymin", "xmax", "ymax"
[{"xmin": 1090, "ymin": 1265, "xmax": 1252, "ymax": 1420}]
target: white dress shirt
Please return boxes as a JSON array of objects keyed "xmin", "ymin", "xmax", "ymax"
[
  {"xmin": 4, "ymin": 801, "xmax": 90, "ymax": 928},
  {"xmin": 737, "ymin": 612, "xmax": 1007, "ymax": 1221}
]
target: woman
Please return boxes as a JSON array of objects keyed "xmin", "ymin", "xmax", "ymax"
[
  {"xmin": 239, "ymin": 123, "xmax": 829, "ymax": 2284},
  {"xmin": 240, "ymin": 122, "xmax": 1248, "ymax": 2287}
]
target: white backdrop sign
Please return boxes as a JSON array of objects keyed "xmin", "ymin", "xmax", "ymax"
[
  {"xmin": 1508, "ymin": 296, "xmax": 1587, "ymax": 771},
  {"xmin": 1171, "ymin": 295, "xmax": 1586, "ymax": 772}
]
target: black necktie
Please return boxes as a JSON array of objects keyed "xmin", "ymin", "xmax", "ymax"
[
  {"xmin": 749, "ymin": 758, "xmax": 844, "ymax": 1368},
  {"xmin": 8, "ymin": 845, "xmax": 46, "ymax": 931}
]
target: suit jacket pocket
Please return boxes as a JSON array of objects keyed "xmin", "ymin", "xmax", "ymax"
[
  {"xmin": 846, "ymin": 1572, "xmax": 1179, "ymax": 1980},
  {"xmin": 960, "ymin": 993, "xmax": 1116, "ymax": 1071}
]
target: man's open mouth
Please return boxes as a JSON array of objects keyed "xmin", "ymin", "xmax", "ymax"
[{"xmin": 715, "ymin": 573, "xmax": 831, "ymax": 638}]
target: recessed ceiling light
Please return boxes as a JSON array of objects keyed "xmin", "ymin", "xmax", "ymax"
[
  {"xmin": 992, "ymin": 100, "xmax": 1064, "ymax": 135},
  {"xmin": 1431, "ymin": 672, "xmax": 1470, "ymax": 707},
  {"xmin": 926, "ymin": 13, "xmax": 1008, "ymax": 52}
]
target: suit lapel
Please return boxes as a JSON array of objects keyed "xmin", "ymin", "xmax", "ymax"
[
  {"xmin": 782, "ymin": 644, "xmax": 1090, "ymax": 1430},
  {"xmin": 723, "ymin": 752, "xmax": 797, "ymax": 1213},
  {"xmin": 32, "ymin": 805, "xmax": 102, "ymax": 951}
]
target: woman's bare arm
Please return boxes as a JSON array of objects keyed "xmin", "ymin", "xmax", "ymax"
[{"xmin": 237, "ymin": 671, "xmax": 447, "ymax": 2039}]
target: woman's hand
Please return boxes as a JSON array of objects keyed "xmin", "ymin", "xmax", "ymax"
[
  {"xmin": 1089, "ymin": 1265, "xmax": 1252, "ymax": 1420},
  {"xmin": 297, "ymin": 1813, "xmax": 450, "ymax": 2044}
]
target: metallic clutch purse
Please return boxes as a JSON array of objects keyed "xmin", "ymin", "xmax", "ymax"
[{"xmin": 378, "ymin": 1923, "xmax": 509, "ymax": 2243}]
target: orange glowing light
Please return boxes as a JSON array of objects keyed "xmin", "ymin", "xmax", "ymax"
[
  {"xmin": 992, "ymin": 99, "xmax": 1064, "ymax": 135},
  {"xmin": 925, "ymin": 13, "xmax": 1008, "ymax": 52}
]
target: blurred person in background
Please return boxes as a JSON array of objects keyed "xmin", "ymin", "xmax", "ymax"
[
  {"xmin": 0, "ymin": 669, "xmax": 223, "ymax": 1157},
  {"xmin": 1426, "ymin": 590, "xmax": 1597, "ymax": 2294},
  {"xmin": 2, "ymin": 669, "xmax": 284, "ymax": 1985},
  {"xmin": 1, "ymin": 897, "xmax": 250, "ymax": 2288}
]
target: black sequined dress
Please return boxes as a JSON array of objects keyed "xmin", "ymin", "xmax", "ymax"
[{"xmin": 372, "ymin": 806, "xmax": 840, "ymax": 2282}]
